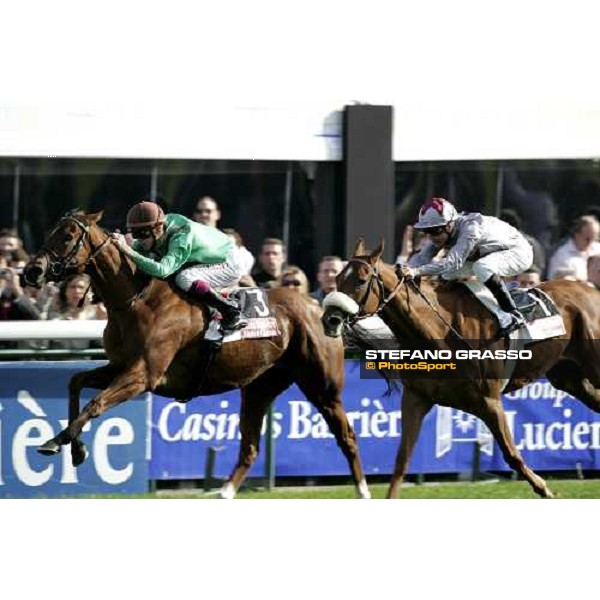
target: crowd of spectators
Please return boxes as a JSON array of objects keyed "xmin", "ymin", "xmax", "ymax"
[
  {"xmin": 526, "ymin": 212, "xmax": 600, "ymax": 287},
  {"xmin": 0, "ymin": 226, "xmax": 108, "ymax": 351},
  {"xmin": 1, "ymin": 228, "xmax": 40, "ymax": 349},
  {"xmin": 5, "ymin": 193, "xmax": 600, "ymax": 355},
  {"xmin": 0, "ymin": 195, "xmax": 351, "ymax": 354},
  {"xmin": 189, "ymin": 197, "xmax": 350, "ymax": 303}
]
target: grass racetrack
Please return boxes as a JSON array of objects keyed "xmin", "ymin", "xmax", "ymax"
[{"xmin": 86, "ymin": 478, "xmax": 600, "ymax": 499}]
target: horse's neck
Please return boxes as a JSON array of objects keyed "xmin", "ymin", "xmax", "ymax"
[
  {"xmin": 89, "ymin": 232, "xmax": 148, "ymax": 309},
  {"xmin": 378, "ymin": 264, "xmax": 451, "ymax": 343}
]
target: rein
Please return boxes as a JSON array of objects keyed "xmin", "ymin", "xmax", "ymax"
[
  {"xmin": 42, "ymin": 212, "xmax": 150, "ymax": 312},
  {"xmin": 405, "ymin": 278, "xmax": 470, "ymax": 345},
  {"xmin": 346, "ymin": 257, "xmax": 469, "ymax": 345}
]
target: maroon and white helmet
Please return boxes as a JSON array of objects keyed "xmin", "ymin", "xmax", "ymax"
[{"xmin": 414, "ymin": 197, "xmax": 458, "ymax": 229}]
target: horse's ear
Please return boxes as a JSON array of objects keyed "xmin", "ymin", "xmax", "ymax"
[
  {"xmin": 86, "ymin": 210, "xmax": 104, "ymax": 224},
  {"xmin": 353, "ymin": 237, "xmax": 367, "ymax": 256},
  {"xmin": 369, "ymin": 238, "xmax": 385, "ymax": 263}
]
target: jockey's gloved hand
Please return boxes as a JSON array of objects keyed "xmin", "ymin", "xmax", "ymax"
[
  {"xmin": 395, "ymin": 264, "xmax": 419, "ymax": 279},
  {"xmin": 111, "ymin": 232, "xmax": 132, "ymax": 254}
]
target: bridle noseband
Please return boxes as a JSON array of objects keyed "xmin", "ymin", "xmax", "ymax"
[{"xmin": 345, "ymin": 258, "xmax": 403, "ymax": 325}]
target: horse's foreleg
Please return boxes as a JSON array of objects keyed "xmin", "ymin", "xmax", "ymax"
[
  {"xmin": 221, "ymin": 369, "xmax": 292, "ymax": 499},
  {"xmin": 475, "ymin": 397, "xmax": 554, "ymax": 498},
  {"xmin": 68, "ymin": 365, "xmax": 121, "ymax": 465},
  {"xmin": 38, "ymin": 364, "xmax": 121, "ymax": 463},
  {"xmin": 387, "ymin": 388, "xmax": 432, "ymax": 499},
  {"xmin": 39, "ymin": 366, "xmax": 148, "ymax": 459}
]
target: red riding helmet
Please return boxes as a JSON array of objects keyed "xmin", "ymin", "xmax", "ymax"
[
  {"xmin": 126, "ymin": 201, "xmax": 165, "ymax": 230},
  {"xmin": 414, "ymin": 197, "xmax": 458, "ymax": 229}
]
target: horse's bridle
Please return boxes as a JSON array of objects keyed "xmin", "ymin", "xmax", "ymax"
[
  {"xmin": 344, "ymin": 257, "xmax": 469, "ymax": 344},
  {"xmin": 345, "ymin": 257, "xmax": 403, "ymax": 324},
  {"xmin": 38, "ymin": 211, "xmax": 151, "ymax": 311},
  {"xmin": 42, "ymin": 211, "xmax": 111, "ymax": 279}
]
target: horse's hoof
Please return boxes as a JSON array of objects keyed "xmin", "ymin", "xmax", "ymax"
[
  {"xmin": 219, "ymin": 482, "xmax": 236, "ymax": 500},
  {"xmin": 356, "ymin": 479, "xmax": 371, "ymax": 499},
  {"xmin": 37, "ymin": 440, "xmax": 62, "ymax": 456},
  {"xmin": 71, "ymin": 442, "xmax": 87, "ymax": 467}
]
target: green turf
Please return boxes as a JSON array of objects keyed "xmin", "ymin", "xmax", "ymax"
[
  {"xmin": 215, "ymin": 479, "xmax": 600, "ymax": 499},
  {"xmin": 69, "ymin": 478, "xmax": 600, "ymax": 499}
]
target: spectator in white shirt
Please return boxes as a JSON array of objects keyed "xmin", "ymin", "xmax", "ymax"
[
  {"xmin": 547, "ymin": 215, "xmax": 600, "ymax": 282},
  {"xmin": 587, "ymin": 254, "xmax": 600, "ymax": 291},
  {"xmin": 222, "ymin": 228, "xmax": 256, "ymax": 286}
]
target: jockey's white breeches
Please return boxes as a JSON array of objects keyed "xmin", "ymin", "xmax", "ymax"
[
  {"xmin": 442, "ymin": 238, "xmax": 533, "ymax": 282},
  {"xmin": 175, "ymin": 249, "xmax": 243, "ymax": 291}
]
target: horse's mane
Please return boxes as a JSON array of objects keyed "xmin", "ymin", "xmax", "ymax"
[
  {"xmin": 377, "ymin": 261, "xmax": 480, "ymax": 308},
  {"xmin": 78, "ymin": 211, "xmax": 156, "ymax": 303},
  {"xmin": 376, "ymin": 259, "xmax": 469, "ymax": 296}
]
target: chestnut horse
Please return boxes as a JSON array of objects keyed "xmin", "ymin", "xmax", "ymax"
[
  {"xmin": 23, "ymin": 210, "xmax": 370, "ymax": 499},
  {"xmin": 323, "ymin": 238, "xmax": 600, "ymax": 499}
]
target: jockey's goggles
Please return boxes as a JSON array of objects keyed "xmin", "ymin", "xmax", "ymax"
[
  {"xmin": 128, "ymin": 226, "xmax": 155, "ymax": 240},
  {"xmin": 422, "ymin": 225, "xmax": 447, "ymax": 236}
]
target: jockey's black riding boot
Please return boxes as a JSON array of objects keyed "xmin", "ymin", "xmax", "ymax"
[
  {"xmin": 190, "ymin": 282, "xmax": 248, "ymax": 334},
  {"xmin": 484, "ymin": 274, "xmax": 525, "ymax": 336}
]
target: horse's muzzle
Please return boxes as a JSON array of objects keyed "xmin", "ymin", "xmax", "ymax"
[
  {"xmin": 322, "ymin": 308, "xmax": 345, "ymax": 338},
  {"xmin": 22, "ymin": 259, "xmax": 46, "ymax": 288}
]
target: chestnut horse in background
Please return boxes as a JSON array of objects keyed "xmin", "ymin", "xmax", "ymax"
[
  {"xmin": 322, "ymin": 238, "xmax": 600, "ymax": 499},
  {"xmin": 23, "ymin": 210, "xmax": 370, "ymax": 499}
]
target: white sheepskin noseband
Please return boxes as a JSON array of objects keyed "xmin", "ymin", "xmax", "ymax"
[{"xmin": 322, "ymin": 291, "xmax": 360, "ymax": 315}]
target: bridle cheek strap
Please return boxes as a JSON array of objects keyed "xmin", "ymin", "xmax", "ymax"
[
  {"xmin": 345, "ymin": 258, "xmax": 403, "ymax": 324},
  {"xmin": 43, "ymin": 214, "xmax": 110, "ymax": 278}
]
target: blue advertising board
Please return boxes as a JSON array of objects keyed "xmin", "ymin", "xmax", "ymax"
[
  {"xmin": 150, "ymin": 361, "xmax": 600, "ymax": 479},
  {"xmin": 3, "ymin": 360, "xmax": 599, "ymax": 493},
  {"xmin": 481, "ymin": 382, "xmax": 600, "ymax": 471},
  {"xmin": 0, "ymin": 361, "xmax": 148, "ymax": 498},
  {"xmin": 150, "ymin": 367, "xmax": 403, "ymax": 479}
]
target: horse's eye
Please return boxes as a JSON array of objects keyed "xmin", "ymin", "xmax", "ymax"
[
  {"xmin": 355, "ymin": 278, "xmax": 367, "ymax": 288},
  {"xmin": 63, "ymin": 234, "xmax": 74, "ymax": 243}
]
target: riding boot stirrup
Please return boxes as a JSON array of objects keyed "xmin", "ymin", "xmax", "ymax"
[
  {"xmin": 200, "ymin": 288, "xmax": 248, "ymax": 334},
  {"xmin": 484, "ymin": 274, "xmax": 525, "ymax": 337}
]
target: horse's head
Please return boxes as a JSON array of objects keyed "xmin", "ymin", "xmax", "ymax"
[
  {"xmin": 23, "ymin": 209, "xmax": 106, "ymax": 288},
  {"xmin": 322, "ymin": 237, "xmax": 388, "ymax": 337}
]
